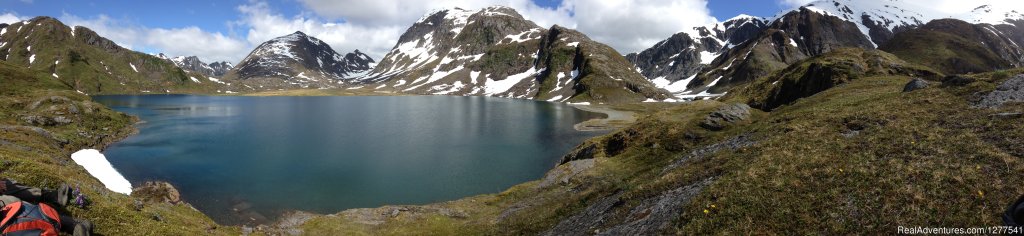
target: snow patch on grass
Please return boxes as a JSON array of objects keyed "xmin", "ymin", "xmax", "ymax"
[{"xmin": 71, "ymin": 149, "xmax": 132, "ymax": 195}]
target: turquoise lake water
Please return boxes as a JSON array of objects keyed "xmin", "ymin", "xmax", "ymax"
[{"xmin": 92, "ymin": 95, "xmax": 605, "ymax": 225}]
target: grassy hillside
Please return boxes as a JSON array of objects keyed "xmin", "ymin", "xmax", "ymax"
[
  {"xmin": 725, "ymin": 48, "xmax": 941, "ymax": 110},
  {"xmin": 0, "ymin": 62, "xmax": 239, "ymax": 235},
  {"xmin": 0, "ymin": 16, "xmax": 226, "ymax": 95},
  {"xmin": 880, "ymin": 19, "xmax": 1013, "ymax": 75}
]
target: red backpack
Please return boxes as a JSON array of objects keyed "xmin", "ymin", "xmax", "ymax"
[{"xmin": 0, "ymin": 201, "xmax": 62, "ymax": 236}]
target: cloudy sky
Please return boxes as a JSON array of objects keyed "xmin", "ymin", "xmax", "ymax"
[{"xmin": 0, "ymin": 0, "xmax": 1016, "ymax": 64}]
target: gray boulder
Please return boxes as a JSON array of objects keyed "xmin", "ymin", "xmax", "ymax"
[
  {"xmin": 700, "ymin": 103, "xmax": 752, "ymax": 131},
  {"xmin": 902, "ymin": 78, "xmax": 929, "ymax": 92},
  {"xmin": 977, "ymin": 74, "xmax": 1024, "ymax": 108}
]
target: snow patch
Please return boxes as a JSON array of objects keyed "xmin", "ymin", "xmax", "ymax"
[
  {"xmin": 566, "ymin": 42, "xmax": 580, "ymax": 47},
  {"xmin": 129, "ymin": 63, "xmax": 138, "ymax": 72},
  {"xmin": 71, "ymin": 149, "xmax": 132, "ymax": 195},
  {"xmin": 699, "ymin": 51, "xmax": 718, "ymax": 64},
  {"xmin": 190, "ymin": 76, "xmax": 201, "ymax": 83},
  {"xmin": 28, "ymin": 54, "xmax": 34, "ymax": 64},
  {"xmin": 485, "ymin": 67, "xmax": 541, "ymax": 95}
]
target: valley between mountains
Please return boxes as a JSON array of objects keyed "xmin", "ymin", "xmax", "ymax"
[{"xmin": 2, "ymin": 0, "xmax": 1024, "ymax": 234}]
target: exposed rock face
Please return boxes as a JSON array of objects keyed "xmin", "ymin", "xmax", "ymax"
[
  {"xmin": 358, "ymin": 6, "xmax": 669, "ymax": 103},
  {"xmin": 977, "ymin": 74, "xmax": 1024, "ymax": 108},
  {"xmin": 903, "ymin": 78, "xmax": 929, "ymax": 92},
  {"xmin": 225, "ymin": 31, "xmax": 374, "ymax": 89},
  {"xmin": 700, "ymin": 103, "xmax": 752, "ymax": 131},
  {"xmin": 626, "ymin": 15, "xmax": 768, "ymax": 94}
]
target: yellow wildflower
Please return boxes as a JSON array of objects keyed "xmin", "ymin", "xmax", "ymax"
[{"xmin": 704, "ymin": 209, "xmax": 710, "ymax": 214}]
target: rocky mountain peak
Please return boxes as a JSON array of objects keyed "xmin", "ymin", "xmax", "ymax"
[
  {"xmin": 227, "ymin": 31, "xmax": 374, "ymax": 89},
  {"xmin": 167, "ymin": 55, "xmax": 232, "ymax": 77}
]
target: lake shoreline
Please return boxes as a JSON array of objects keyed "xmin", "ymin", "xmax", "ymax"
[{"xmin": 570, "ymin": 104, "xmax": 638, "ymax": 131}]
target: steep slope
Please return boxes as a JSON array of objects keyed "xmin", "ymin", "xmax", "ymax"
[
  {"xmin": 725, "ymin": 48, "xmax": 940, "ymax": 110},
  {"xmin": 0, "ymin": 16, "xmax": 219, "ymax": 94},
  {"xmin": 626, "ymin": 15, "xmax": 768, "ymax": 94},
  {"xmin": 361, "ymin": 7, "xmax": 669, "ymax": 103},
  {"xmin": 168, "ymin": 55, "xmax": 232, "ymax": 77},
  {"xmin": 223, "ymin": 31, "xmax": 374, "ymax": 89},
  {"xmin": 880, "ymin": 19, "xmax": 1017, "ymax": 75}
]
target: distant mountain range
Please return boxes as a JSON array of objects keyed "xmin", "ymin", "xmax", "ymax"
[
  {"xmin": 635, "ymin": 0, "xmax": 1024, "ymax": 98},
  {"xmin": 3, "ymin": 0, "xmax": 1024, "ymax": 102}
]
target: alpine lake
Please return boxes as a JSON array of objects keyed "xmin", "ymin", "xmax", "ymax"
[{"xmin": 92, "ymin": 95, "xmax": 606, "ymax": 225}]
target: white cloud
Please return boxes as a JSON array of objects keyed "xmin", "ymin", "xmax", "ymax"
[
  {"xmin": 777, "ymin": 0, "xmax": 816, "ymax": 8},
  {"xmin": 566, "ymin": 0, "xmax": 715, "ymax": 55},
  {"xmin": 144, "ymin": 27, "xmax": 250, "ymax": 63},
  {"xmin": 0, "ymin": 12, "xmax": 27, "ymax": 24},
  {"xmin": 234, "ymin": 1, "xmax": 405, "ymax": 61},
  {"xmin": 296, "ymin": 0, "xmax": 713, "ymax": 55},
  {"xmin": 60, "ymin": 13, "xmax": 250, "ymax": 63}
]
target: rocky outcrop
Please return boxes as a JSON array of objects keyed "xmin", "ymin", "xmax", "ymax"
[
  {"xmin": 132, "ymin": 181, "xmax": 182, "ymax": 204},
  {"xmin": 902, "ymin": 78, "xmax": 929, "ymax": 92},
  {"xmin": 542, "ymin": 178, "xmax": 712, "ymax": 235},
  {"xmin": 700, "ymin": 103, "xmax": 752, "ymax": 131},
  {"xmin": 977, "ymin": 74, "xmax": 1024, "ymax": 108}
]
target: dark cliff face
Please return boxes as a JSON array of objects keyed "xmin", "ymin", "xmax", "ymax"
[
  {"xmin": 361, "ymin": 6, "xmax": 668, "ymax": 103},
  {"xmin": 626, "ymin": 16, "xmax": 768, "ymax": 87},
  {"xmin": 208, "ymin": 61, "xmax": 233, "ymax": 77},
  {"xmin": 226, "ymin": 31, "xmax": 374, "ymax": 89},
  {"xmin": 688, "ymin": 8, "xmax": 875, "ymax": 94}
]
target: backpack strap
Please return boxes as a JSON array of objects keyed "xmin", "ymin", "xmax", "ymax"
[
  {"xmin": 0, "ymin": 201, "xmax": 23, "ymax": 229},
  {"xmin": 37, "ymin": 203, "xmax": 61, "ymax": 227},
  {"xmin": 3, "ymin": 220, "xmax": 59, "ymax": 235}
]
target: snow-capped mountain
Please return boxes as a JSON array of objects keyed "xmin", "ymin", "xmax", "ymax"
[
  {"xmin": 209, "ymin": 61, "xmax": 234, "ymax": 76},
  {"xmin": 225, "ymin": 31, "xmax": 374, "ymax": 89},
  {"xmin": 360, "ymin": 6, "xmax": 669, "ymax": 103},
  {"xmin": 164, "ymin": 55, "xmax": 232, "ymax": 77},
  {"xmin": 626, "ymin": 15, "xmax": 768, "ymax": 95},
  {"xmin": 962, "ymin": 5, "xmax": 1024, "ymax": 25}
]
